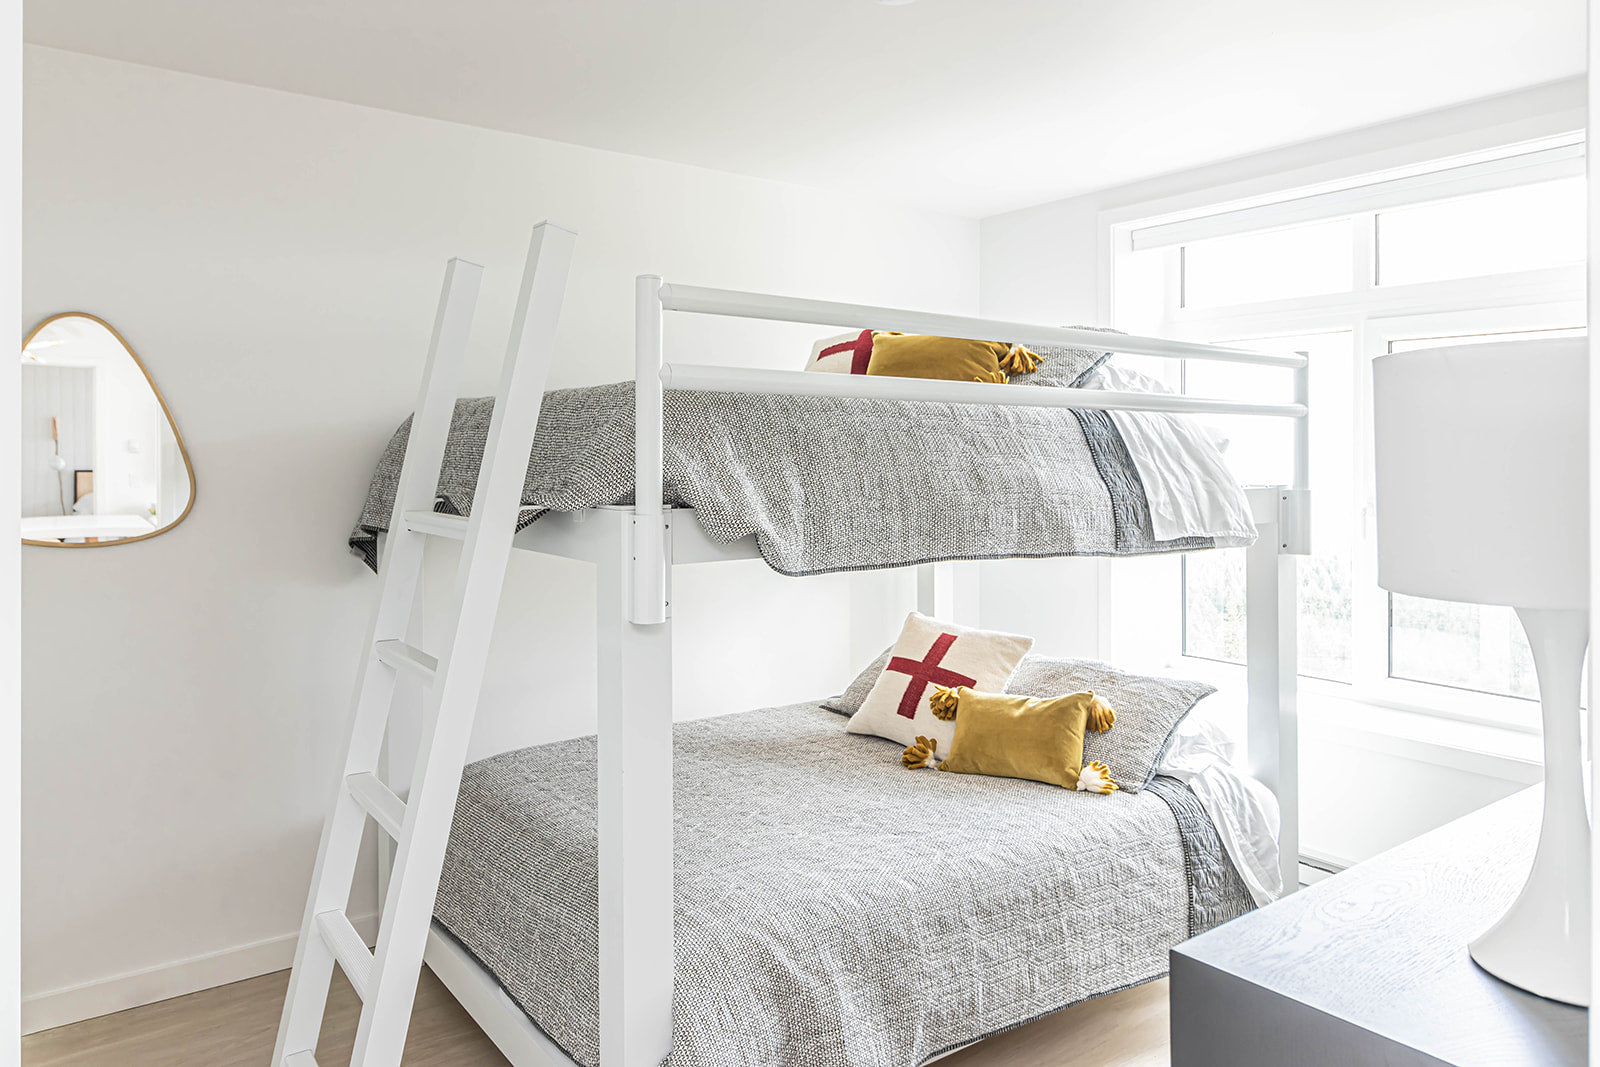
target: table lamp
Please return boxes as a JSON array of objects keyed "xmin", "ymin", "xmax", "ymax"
[{"xmin": 1374, "ymin": 337, "xmax": 1589, "ymax": 1006}]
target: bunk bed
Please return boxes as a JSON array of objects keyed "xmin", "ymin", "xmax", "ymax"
[{"xmin": 274, "ymin": 224, "xmax": 1309, "ymax": 1067}]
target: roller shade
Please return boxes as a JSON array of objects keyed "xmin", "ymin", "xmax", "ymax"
[{"xmin": 1130, "ymin": 140, "xmax": 1584, "ymax": 252}]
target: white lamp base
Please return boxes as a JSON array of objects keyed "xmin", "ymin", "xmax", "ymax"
[{"xmin": 1467, "ymin": 607, "xmax": 1590, "ymax": 1006}]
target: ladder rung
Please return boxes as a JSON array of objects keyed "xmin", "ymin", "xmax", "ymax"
[
  {"xmin": 315, "ymin": 911, "xmax": 375, "ymax": 1001},
  {"xmin": 284, "ymin": 1052, "xmax": 318, "ymax": 1067},
  {"xmin": 373, "ymin": 639, "xmax": 438, "ymax": 682},
  {"xmin": 402, "ymin": 508, "xmax": 468, "ymax": 539},
  {"xmin": 346, "ymin": 772, "xmax": 406, "ymax": 839}
]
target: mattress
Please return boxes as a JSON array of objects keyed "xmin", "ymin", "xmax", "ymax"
[
  {"xmin": 434, "ymin": 701, "xmax": 1254, "ymax": 1067},
  {"xmin": 350, "ymin": 383, "xmax": 1256, "ymax": 575}
]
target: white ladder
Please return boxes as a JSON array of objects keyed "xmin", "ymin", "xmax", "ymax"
[{"xmin": 273, "ymin": 222, "xmax": 577, "ymax": 1067}]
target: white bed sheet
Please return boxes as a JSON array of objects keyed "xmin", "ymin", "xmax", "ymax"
[
  {"xmin": 1159, "ymin": 711, "xmax": 1283, "ymax": 906},
  {"xmin": 1085, "ymin": 364, "xmax": 1258, "ymax": 545}
]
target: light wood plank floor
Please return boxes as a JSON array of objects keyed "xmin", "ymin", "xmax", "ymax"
[{"xmin": 21, "ymin": 968, "xmax": 1170, "ymax": 1066}]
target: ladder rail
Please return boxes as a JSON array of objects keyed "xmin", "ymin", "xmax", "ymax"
[
  {"xmin": 350, "ymin": 223, "xmax": 576, "ymax": 1067},
  {"xmin": 277, "ymin": 222, "xmax": 577, "ymax": 1067},
  {"xmin": 273, "ymin": 256, "xmax": 484, "ymax": 1067},
  {"xmin": 355, "ymin": 223, "xmax": 576, "ymax": 1066}
]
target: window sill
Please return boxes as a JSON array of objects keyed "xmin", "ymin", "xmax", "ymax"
[
  {"xmin": 1172, "ymin": 655, "xmax": 1545, "ymax": 785},
  {"xmin": 1298, "ymin": 690, "xmax": 1544, "ymax": 786}
]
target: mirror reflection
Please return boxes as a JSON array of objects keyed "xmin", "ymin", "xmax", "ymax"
[{"xmin": 20, "ymin": 314, "xmax": 194, "ymax": 546}]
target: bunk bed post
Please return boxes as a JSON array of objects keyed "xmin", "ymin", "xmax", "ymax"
[
  {"xmin": 1244, "ymin": 503, "xmax": 1298, "ymax": 896},
  {"xmin": 916, "ymin": 562, "xmax": 949, "ymax": 618},
  {"xmin": 916, "ymin": 561, "xmax": 980, "ymax": 624},
  {"xmin": 596, "ymin": 521, "xmax": 674, "ymax": 1066},
  {"xmin": 1245, "ymin": 354, "xmax": 1309, "ymax": 897},
  {"xmin": 592, "ymin": 274, "xmax": 675, "ymax": 1066},
  {"xmin": 634, "ymin": 275, "xmax": 669, "ymax": 625},
  {"xmin": 1291, "ymin": 357, "xmax": 1310, "ymax": 492}
]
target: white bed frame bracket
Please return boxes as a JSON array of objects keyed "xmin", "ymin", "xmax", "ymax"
[
  {"xmin": 1274, "ymin": 487, "xmax": 1311, "ymax": 555},
  {"xmin": 630, "ymin": 514, "xmax": 673, "ymax": 622}
]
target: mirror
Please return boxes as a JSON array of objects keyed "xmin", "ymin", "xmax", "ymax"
[{"xmin": 20, "ymin": 313, "xmax": 194, "ymax": 547}]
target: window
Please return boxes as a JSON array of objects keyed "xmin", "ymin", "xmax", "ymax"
[
  {"xmin": 1183, "ymin": 221, "xmax": 1352, "ymax": 308},
  {"xmin": 1181, "ymin": 331, "xmax": 1355, "ymax": 683},
  {"xmin": 1114, "ymin": 141, "xmax": 1585, "ymax": 730},
  {"xmin": 1375, "ymin": 178, "xmax": 1585, "ymax": 286}
]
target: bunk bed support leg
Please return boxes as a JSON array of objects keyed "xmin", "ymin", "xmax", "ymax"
[
  {"xmin": 598, "ymin": 511, "xmax": 676, "ymax": 1065},
  {"xmin": 1246, "ymin": 355, "xmax": 1309, "ymax": 897},
  {"xmin": 1245, "ymin": 502, "xmax": 1299, "ymax": 897},
  {"xmin": 915, "ymin": 561, "xmax": 979, "ymax": 624},
  {"xmin": 916, "ymin": 563, "xmax": 948, "ymax": 618}
]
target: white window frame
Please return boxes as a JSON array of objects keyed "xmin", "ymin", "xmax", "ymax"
[{"xmin": 1103, "ymin": 137, "xmax": 1585, "ymax": 735}]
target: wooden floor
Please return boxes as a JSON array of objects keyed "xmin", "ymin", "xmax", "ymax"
[{"xmin": 21, "ymin": 967, "xmax": 1170, "ymax": 1066}]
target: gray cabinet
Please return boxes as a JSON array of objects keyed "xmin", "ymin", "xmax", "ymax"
[{"xmin": 1170, "ymin": 787, "xmax": 1585, "ymax": 1066}]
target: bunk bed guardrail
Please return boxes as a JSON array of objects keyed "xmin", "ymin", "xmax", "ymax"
[{"xmin": 633, "ymin": 276, "xmax": 1310, "ymax": 622}]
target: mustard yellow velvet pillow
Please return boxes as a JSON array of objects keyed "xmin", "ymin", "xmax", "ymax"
[
  {"xmin": 865, "ymin": 334, "xmax": 1038, "ymax": 384},
  {"xmin": 930, "ymin": 686, "xmax": 1114, "ymax": 790}
]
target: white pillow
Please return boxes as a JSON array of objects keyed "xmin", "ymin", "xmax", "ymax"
[
  {"xmin": 846, "ymin": 612, "xmax": 1034, "ymax": 753},
  {"xmin": 805, "ymin": 329, "xmax": 875, "ymax": 374}
]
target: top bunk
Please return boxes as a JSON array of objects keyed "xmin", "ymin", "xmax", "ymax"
[{"xmin": 350, "ymin": 273, "xmax": 1308, "ymax": 581}]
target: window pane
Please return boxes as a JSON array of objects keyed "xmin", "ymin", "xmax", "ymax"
[
  {"xmin": 1184, "ymin": 551, "xmax": 1245, "ymax": 663},
  {"xmin": 1389, "ymin": 594, "xmax": 1535, "ymax": 699},
  {"xmin": 1181, "ymin": 332, "xmax": 1354, "ymax": 682},
  {"xmin": 1182, "ymin": 220, "xmax": 1353, "ymax": 309},
  {"xmin": 1376, "ymin": 177, "xmax": 1585, "ymax": 287}
]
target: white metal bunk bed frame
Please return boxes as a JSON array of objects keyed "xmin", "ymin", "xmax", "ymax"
[{"xmin": 275, "ymin": 223, "xmax": 1309, "ymax": 1067}]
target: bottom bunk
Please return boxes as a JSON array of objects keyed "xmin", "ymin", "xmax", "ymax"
[{"xmin": 424, "ymin": 700, "xmax": 1260, "ymax": 1067}]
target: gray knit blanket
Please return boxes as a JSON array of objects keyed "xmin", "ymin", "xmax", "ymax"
[
  {"xmin": 350, "ymin": 384, "xmax": 1251, "ymax": 574},
  {"xmin": 434, "ymin": 701, "xmax": 1254, "ymax": 1067}
]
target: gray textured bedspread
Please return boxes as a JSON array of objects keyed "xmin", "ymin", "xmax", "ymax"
[
  {"xmin": 350, "ymin": 384, "xmax": 1252, "ymax": 574},
  {"xmin": 434, "ymin": 701, "xmax": 1254, "ymax": 1067}
]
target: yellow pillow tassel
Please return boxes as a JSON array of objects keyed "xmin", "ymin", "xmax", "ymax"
[
  {"xmin": 999, "ymin": 344, "xmax": 1041, "ymax": 376},
  {"xmin": 902, "ymin": 736, "xmax": 940, "ymax": 769},
  {"xmin": 1076, "ymin": 761, "xmax": 1119, "ymax": 794},
  {"xmin": 1085, "ymin": 692, "xmax": 1116, "ymax": 733},
  {"xmin": 927, "ymin": 686, "xmax": 961, "ymax": 721}
]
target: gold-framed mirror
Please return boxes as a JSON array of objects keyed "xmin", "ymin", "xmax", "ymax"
[{"xmin": 20, "ymin": 313, "xmax": 195, "ymax": 547}]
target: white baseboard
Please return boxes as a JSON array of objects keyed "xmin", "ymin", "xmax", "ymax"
[{"xmin": 22, "ymin": 913, "xmax": 379, "ymax": 1036}]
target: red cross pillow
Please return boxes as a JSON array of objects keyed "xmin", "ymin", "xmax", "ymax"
[
  {"xmin": 805, "ymin": 329, "xmax": 876, "ymax": 374},
  {"xmin": 845, "ymin": 612, "xmax": 1034, "ymax": 752}
]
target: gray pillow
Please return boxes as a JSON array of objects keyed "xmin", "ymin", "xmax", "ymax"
[
  {"xmin": 820, "ymin": 647, "xmax": 891, "ymax": 715},
  {"xmin": 1009, "ymin": 328, "xmax": 1123, "ymax": 388},
  {"xmin": 1004, "ymin": 655, "xmax": 1215, "ymax": 792}
]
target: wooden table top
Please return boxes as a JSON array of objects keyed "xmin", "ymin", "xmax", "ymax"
[{"xmin": 1175, "ymin": 786, "xmax": 1585, "ymax": 1066}]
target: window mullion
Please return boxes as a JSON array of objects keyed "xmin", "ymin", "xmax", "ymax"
[
  {"xmin": 1349, "ymin": 313, "xmax": 1389, "ymax": 695},
  {"xmin": 1354, "ymin": 212, "xmax": 1376, "ymax": 293}
]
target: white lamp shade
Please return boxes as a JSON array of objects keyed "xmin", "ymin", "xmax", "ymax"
[{"xmin": 1373, "ymin": 338, "xmax": 1588, "ymax": 610}]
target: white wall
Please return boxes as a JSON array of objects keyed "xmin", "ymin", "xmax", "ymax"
[
  {"xmin": 975, "ymin": 81, "xmax": 1584, "ymax": 868},
  {"xmin": 3, "ymin": 0, "xmax": 21, "ymax": 1052},
  {"xmin": 20, "ymin": 46, "xmax": 978, "ymax": 1027}
]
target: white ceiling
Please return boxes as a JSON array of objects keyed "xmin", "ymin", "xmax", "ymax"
[{"xmin": 24, "ymin": 0, "xmax": 1585, "ymax": 218}]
